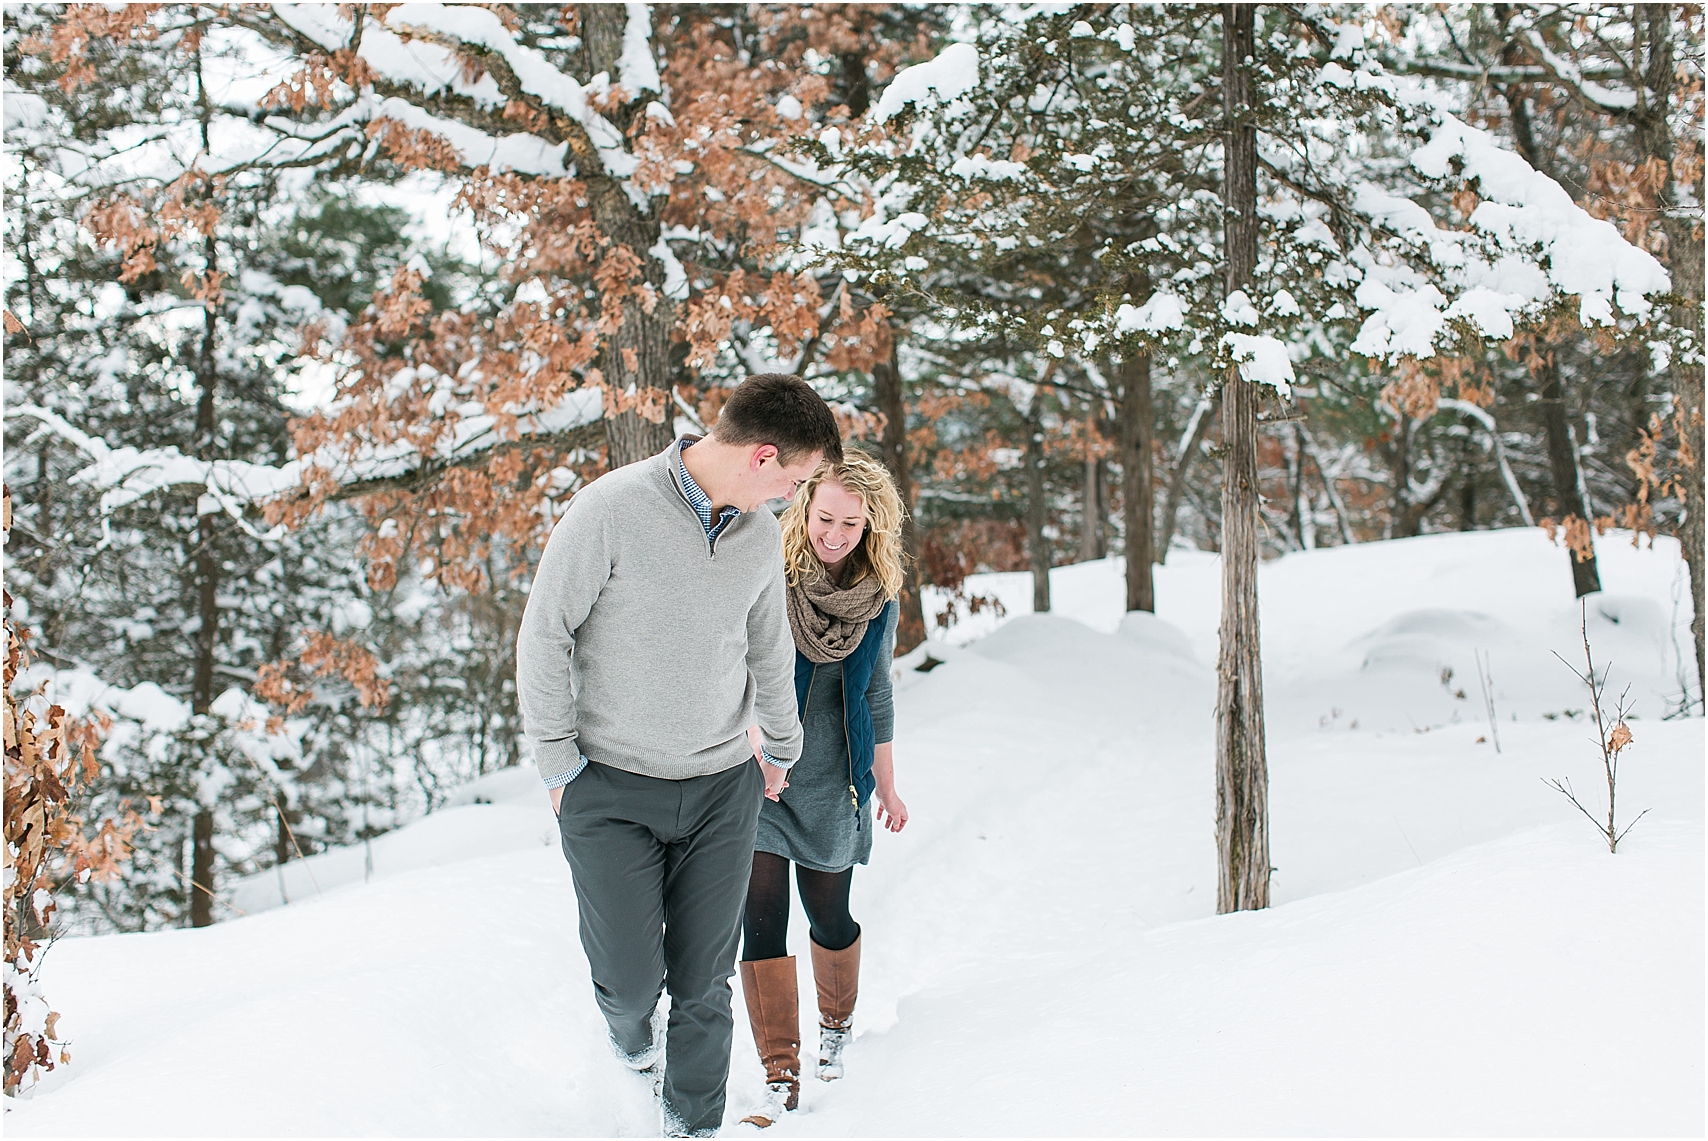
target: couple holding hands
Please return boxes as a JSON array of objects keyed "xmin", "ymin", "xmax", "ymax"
[{"xmin": 516, "ymin": 373, "xmax": 910, "ymax": 1136}]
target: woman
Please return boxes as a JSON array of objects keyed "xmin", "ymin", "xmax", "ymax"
[{"xmin": 738, "ymin": 451, "xmax": 910, "ymax": 1129}]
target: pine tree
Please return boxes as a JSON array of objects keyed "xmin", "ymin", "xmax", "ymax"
[{"xmin": 5, "ymin": 11, "xmax": 435, "ymax": 928}]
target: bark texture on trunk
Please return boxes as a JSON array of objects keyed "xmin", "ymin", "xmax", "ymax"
[
  {"xmin": 1081, "ymin": 398, "xmax": 1106, "ymax": 563},
  {"xmin": 190, "ymin": 809, "xmax": 216, "ymax": 928},
  {"xmin": 190, "ymin": 199, "xmax": 221, "ymax": 928},
  {"xmin": 1216, "ymin": 3, "xmax": 1270, "ymax": 915},
  {"xmin": 1120, "ymin": 345, "xmax": 1156, "ymax": 612},
  {"xmin": 1671, "ymin": 275, "xmax": 1705, "ymax": 706},
  {"xmin": 1026, "ymin": 385, "xmax": 1051, "ymax": 614},
  {"xmin": 1490, "ymin": 4, "xmax": 1602, "ymax": 598},
  {"xmin": 583, "ymin": 6, "xmax": 675, "ymax": 470},
  {"xmin": 1628, "ymin": 3, "xmax": 1704, "ymax": 702},
  {"xmin": 873, "ymin": 336, "xmax": 926, "ymax": 653},
  {"xmin": 1537, "ymin": 356, "xmax": 1603, "ymax": 597}
]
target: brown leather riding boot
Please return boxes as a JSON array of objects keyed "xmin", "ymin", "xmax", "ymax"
[
  {"xmin": 738, "ymin": 957, "xmax": 800, "ymax": 1127},
  {"xmin": 809, "ymin": 933, "xmax": 860, "ymax": 1080}
]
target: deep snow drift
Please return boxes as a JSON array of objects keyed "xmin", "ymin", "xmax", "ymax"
[{"xmin": 7, "ymin": 529, "xmax": 1701, "ymax": 1136}]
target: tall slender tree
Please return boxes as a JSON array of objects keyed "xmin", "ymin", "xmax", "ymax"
[{"xmin": 1214, "ymin": 4, "xmax": 1270, "ymax": 912}]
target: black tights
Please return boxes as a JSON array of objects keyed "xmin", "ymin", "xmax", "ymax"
[{"xmin": 741, "ymin": 851, "xmax": 859, "ymax": 961}]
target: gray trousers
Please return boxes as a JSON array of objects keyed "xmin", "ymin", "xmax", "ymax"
[{"xmin": 558, "ymin": 758, "xmax": 764, "ymax": 1134}]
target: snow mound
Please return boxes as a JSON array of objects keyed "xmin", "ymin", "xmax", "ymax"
[
  {"xmin": 968, "ymin": 611, "xmax": 1121, "ymax": 665},
  {"xmin": 1115, "ymin": 610, "xmax": 1200, "ymax": 664},
  {"xmin": 1354, "ymin": 607, "xmax": 1514, "ymax": 672},
  {"xmin": 442, "ymin": 764, "xmax": 544, "ymax": 807},
  {"xmin": 228, "ymin": 802, "xmax": 555, "ymax": 915},
  {"xmin": 1575, "ymin": 593, "xmax": 1672, "ymax": 675}
]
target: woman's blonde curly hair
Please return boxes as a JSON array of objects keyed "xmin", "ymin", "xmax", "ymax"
[{"xmin": 780, "ymin": 449, "xmax": 908, "ymax": 600}]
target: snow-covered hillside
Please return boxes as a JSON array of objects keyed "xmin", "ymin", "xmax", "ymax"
[{"xmin": 7, "ymin": 530, "xmax": 1701, "ymax": 1136}]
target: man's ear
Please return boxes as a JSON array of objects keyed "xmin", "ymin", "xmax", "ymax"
[{"xmin": 750, "ymin": 443, "xmax": 779, "ymax": 470}]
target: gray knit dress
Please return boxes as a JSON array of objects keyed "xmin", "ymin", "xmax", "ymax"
[{"xmin": 755, "ymin": 604, "xmax": 897, "ymax": 873}]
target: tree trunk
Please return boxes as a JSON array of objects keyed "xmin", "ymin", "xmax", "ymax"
[
  {"xmin": 1629, "ymin": 2, "xmax": 1704, "ymax": 703},
  {"xmin": 1120, "ymin": 276, "xmax": 1157, "ymax": 609},
  {"xmin": 1668, "ymin": 251, "xmax": 1705, "ymax": 706},
  {"xmin": 1081, "ymin": 397, "xmax": 1104, "ymax": 563},
  {"xmin": 1216, "ymin": 3, "xmax": 1270, "ymax": 915},
  {"xmin": 1458, "ymin": 432, "xmax": 1477, "ymax": 531},
  {"xmin": 275, "ymin": 806, "xmax": 294, "ymax": 867},
  {"xmin": 190, "ymin": 808, "xmax": 216, "ymax": 928},
  {"xmin": 1026, "ymin": 383, "xmax": 1051, "ymax": 614},
  {"xmin": 1287, "ymin": 423, "xmax": 1309, "ymax": 549},
  {"xmin": 190, "ymin": 54, "xmax": 222, "ymax": 924},
  {"xmin": 1491, "ymin": 6, "xmax": 1602, "ymax": 596},
  {"xmin": 1537, "ymin": 355, "xmax": 1602, "ymax": 597},
  {"xmin": 1677, "ymin": 326, "xmax": 1705, "ymax": 708},
  {"xmin": 1158, "ymin": 396, "xmax": 1215, "ymax": 562},
  {"xmin": 873, "ymin": 334, "xmax": 926, "ymax": 653},
  {"xmin": 582, "ymin": 6, "xmax": 676, "ymax": 469}
]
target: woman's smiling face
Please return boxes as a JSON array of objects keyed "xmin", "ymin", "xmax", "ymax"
[{"xmin": 807, "ymin": 478, "xmax": 867, "ymax": 570}]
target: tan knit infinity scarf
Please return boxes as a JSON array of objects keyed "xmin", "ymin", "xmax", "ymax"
[{"xmin": 786, "ymin": 567, "xmax": 887, "ymax": 664}]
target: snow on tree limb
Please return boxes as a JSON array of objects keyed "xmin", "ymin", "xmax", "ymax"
[
  {"xmin": 1223, "ymin": 334, "xmax": 1297, "ymax": 399},
  {"xmin": 617, "ymin": 3, "xmax": 662, "ymax": 95},
  {"xmin": 14, "ymin": 404, "xmax": 297, "ymax": 527},
  {"xmin": 871, "ymin": 42, "xmax": 980, "ymax": 124},
  {"xmin": 12, "ymin": 387, "xmax": 605, "ymax": 516},
  {"xmin": 368, "ymin": 97, "xmax": 571, "ymax": 177},
  {"xmin": 382, "ymin": 4, "xmax": 635, "ymax": 177},
  {"xmin": 1320, "ymin": 64, "xmax": 1673, "ymax": 362},
  {"xmin": 1520, "ymin": 29, "xmax": 1640, "ymax": 114},
  {"xmin": 265, "ymin": 4, "xmax": 640, "ymax": 186}
]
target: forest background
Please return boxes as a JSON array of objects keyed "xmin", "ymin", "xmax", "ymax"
[{"xmin": 2, "ymin": 2, "xmax": 1701, "ymax": 953}]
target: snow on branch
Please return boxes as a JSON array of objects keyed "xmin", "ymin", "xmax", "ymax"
[
  {"xmin": 17, "ymin": 663, "xmax": 310, "ymax": 784},
  {"xmin": 268, "ymin": 3, "xmax": 640, "ymax": 183},
  {"xmin": 382, "ymin": 4, "xmax": 637, "ymax": 179},
  {"xmin": 617, "ymin": 3, "xmax": 662, "ymax": 95},
  {"xmin": 12, "ymin": 385, "xmax": 605, "ymax": 518},
  {"xmin": 1521, "ymin": 30, "xmax": 1640, "ymax": 113},
  {"xmin": 13, "ymin": 405, "xmax": 296, "ymax": 531},
  {"xmin": 872, "ymin": 42, "xmax": 980, "ymax": 124},
  {"xmin": 1224, "ymin": 334, "xmax": 1296, "ymax": 399},
  {"xmin": 1114, "ymin": 293, "xmax": 1189, "ymax": 336},
  {"xmin": 1322, "ymin": 64, "xmax": 1672, "ymax": 362},
  {"xmin": 369, "ymin": 97, "xmax": 570, "ymax": 177}
]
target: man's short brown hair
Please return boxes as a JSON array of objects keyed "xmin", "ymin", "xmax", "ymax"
[{"xmin": 710, "ymin": 373, "xmax": 844, "ymax": 466}]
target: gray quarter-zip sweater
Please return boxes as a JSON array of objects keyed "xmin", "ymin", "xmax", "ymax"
[{"xmin": 516, "ymin": 442, "xmax": 803, "ymax": 785}]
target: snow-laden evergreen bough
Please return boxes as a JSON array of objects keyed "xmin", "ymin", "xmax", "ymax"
[{"xmin": 830, "ymin": 9, "xmax": 1678, "ymax": 397}]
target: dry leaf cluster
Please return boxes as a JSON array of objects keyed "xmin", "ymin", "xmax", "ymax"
[{"xmin": 3, "ymin": 488, "xmax": 145, "ymax": 1095}]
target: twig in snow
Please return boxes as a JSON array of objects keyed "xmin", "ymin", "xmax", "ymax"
[
  {"xmin": 1542, "ymin": 602, "xmax": 1647, "ymax": 852},
  {"xmin": 1475, "ymin": 647, "xmax": 1501, "ymax": 753}
]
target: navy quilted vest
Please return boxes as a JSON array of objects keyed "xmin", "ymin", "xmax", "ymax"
[{"xmin": 793, "ymin": 599, "xmax": 895, "ymax": 819}]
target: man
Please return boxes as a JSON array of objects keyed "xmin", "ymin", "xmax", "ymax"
[{"xmin": 516, "ymin": 373, "xmax": 844, "ymax": 1136}]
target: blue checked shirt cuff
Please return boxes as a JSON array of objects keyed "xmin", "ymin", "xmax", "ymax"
[
  {"xmin": 760, "ymin": 748, "xmax": 796, "ymax": 771},
  {"xmin": 542, "ymin": 754, "xmax": 589, "ymax": 790}
]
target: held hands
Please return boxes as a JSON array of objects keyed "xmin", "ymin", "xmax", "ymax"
[
  {"xmin": 759, "ymin": 760, "xmax": 789, "ymax": 801},
  {"xmin": 874, "ymin": 785, "xmax": 908, "ymax": 832},
  {"xmin": 750, "ymin": 725, "xmax": 788, "ymax": 801}
]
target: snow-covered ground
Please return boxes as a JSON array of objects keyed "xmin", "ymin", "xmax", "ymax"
[{"xmin": 8, "ymin": 529, "xmax": 1701, "ymax": 1135}]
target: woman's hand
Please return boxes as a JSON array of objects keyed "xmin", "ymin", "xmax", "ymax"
[
  {"xmin": 759, "ymin": 760, "xmax": 789, "ymax": 802},
  {"xmin": 749, "ymin": 725, "xmax": 789, "ymax": 801},
  {"xmin": 874, "ymin": 785, "xmax": 908, "ymax": 832},
  {"xmin": 871, "ymin": 741, "xmax": 905, "ymax": 831}
]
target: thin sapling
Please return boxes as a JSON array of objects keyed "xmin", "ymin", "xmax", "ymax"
[{"xmin": 1543, "ymin": 604, "xmax": 1648, "ymax": 852}]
